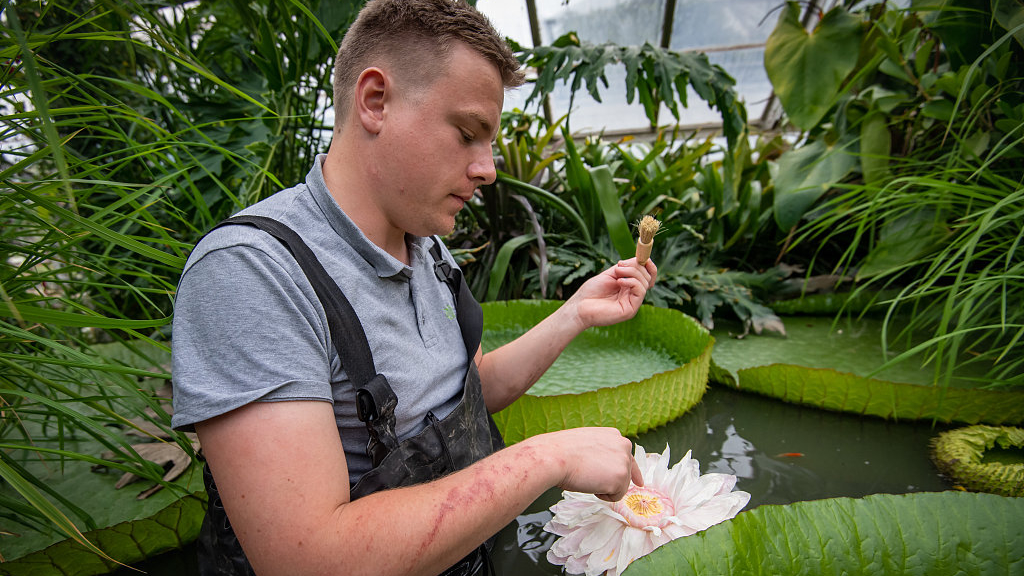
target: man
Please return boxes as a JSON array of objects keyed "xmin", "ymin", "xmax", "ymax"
[{"xmin": 171, "ymin": 1, "xmax": 657, "ymax": 575}]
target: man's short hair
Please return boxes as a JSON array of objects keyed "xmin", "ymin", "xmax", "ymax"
[{"xmin": 332, "ymin": 0, "xmax": 525, "ymax": 128}]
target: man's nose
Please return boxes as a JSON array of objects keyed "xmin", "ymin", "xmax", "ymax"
[{"xmin": 470, "ymin": 148, "xmax": 497, "ymax": 186}]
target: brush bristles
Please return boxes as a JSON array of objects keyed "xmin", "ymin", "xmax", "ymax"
[{"xmin": 639, "ymin": 215, "xmax": 661, "ymax": 243}]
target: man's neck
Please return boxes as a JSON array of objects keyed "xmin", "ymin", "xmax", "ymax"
[{"xmin": 321, "ymin": 139, "xmax": 410, "ymax": 264}]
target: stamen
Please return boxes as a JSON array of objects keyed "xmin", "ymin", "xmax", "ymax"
[{"xmin": 624, "ymin": 491, "xmax": 664, "ymax": 517}]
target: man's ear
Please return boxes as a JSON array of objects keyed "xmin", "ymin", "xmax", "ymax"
[{"xmin": 354, "ymin": 67, "xmax": 388, "ymax": 135}]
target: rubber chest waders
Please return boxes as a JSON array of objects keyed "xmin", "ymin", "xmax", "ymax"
[{"xmin": 196, "ymin": 216, "xmax": 503, "ymax": 576}]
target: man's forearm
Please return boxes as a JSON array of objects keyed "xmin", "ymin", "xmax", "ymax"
[
  {"xmin": 476, "ymin": 302, "xmax": 586, "ymax": 412},
  {"xmin": 238, "ymin": 435, "xmax": 561, "ymax": 576}
]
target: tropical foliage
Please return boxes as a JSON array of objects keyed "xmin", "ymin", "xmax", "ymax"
[
  {"xmin": 2, "ymin": 0, "xmax": 1023, "ymax": 571},
  {"xmin": 1, "ymin": 0, "xmax": 360, "ymax": 559},
  {"xmin": 763, "ymin": 0, "xmax": 1024, "ymax": 387}
]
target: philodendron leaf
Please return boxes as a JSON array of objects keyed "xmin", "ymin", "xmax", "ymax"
[
  {"xmin": 764, "ymin": 2, "xmax": 863, "ymax": 130},
  {"xmin": 484, "ymin": 301, "xmax": 712, "ymax": 443},
  {"xmin": 860, "ymin": 110, "xmax": 891, "ymax": 185},
  {"xmin": 857, "ymin": 210, "xmax": 949, "ymax": 280},
  {"xmin": 0, "ymin": 492, "xmax": 206, "ymax": 576},
  {"xmin": 772, "ymin": 137, "xmax": 858, "ymax": 230},
  {"xmin": 624, "ymin": 491, "xmax": 1024, "ymax": 575}
]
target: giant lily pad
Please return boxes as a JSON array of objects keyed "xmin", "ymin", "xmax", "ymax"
[
  {"xmin": 711, "ymin": 316, "xmax": 1024, "ymax": 425},
  {"xmin": 0, "ymin": 491, "xmax": 205, "ymax": 576},
  {"xmin": 483, "ymin": 301, "xmax": 712, "ymax": 443},
  {"xmin": 931, "ymin": 425, "xmax": 1024, "ymax": 497},
  {"xmin": 623, "ymin": 491, "xmax": 1024, "ymax": 575},
  {"xmin": 0, "ymin": 341, "xmax": 205, "ymax": 574}
]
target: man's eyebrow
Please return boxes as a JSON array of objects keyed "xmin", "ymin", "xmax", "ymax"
[{"xmin": 465, "ymin": 111, "xmax": 496, "ymax": 137}]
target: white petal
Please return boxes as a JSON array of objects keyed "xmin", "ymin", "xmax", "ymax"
[
  {"xmin": 583, "ymin": 527, "xmax": 625, "ymax": 576},
  {"xmin": 613, "ymin": 527, "xmax": 650, "ymax": 576},
  {"xmin": 550, "ymin": 526, "xmax": 590, "ymax": 558},
  {"xmin": 562, "ymin": 552, "xmax": 589, "ymax": 575},
  {"xmin": 679, "ymin": 492, "xmax": 750, "ymax": 533},
  {"xmin": 577, "ymin": 515, "xmax": 626, "ymax": 553}
]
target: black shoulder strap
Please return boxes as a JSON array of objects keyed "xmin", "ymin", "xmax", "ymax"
[
  {"xmin": 428, "ymin": 238, "xmax": 483, "ymax": 357},
  {"xmin": 214, "ymin": 215, "xmax": 377, "ymax": 386},
  {"xmin": 208, "ymin": 217, "xmax": 481, "ymax": 433},
  {"xmin": 211, "ymin": 215, "xmax": 400, "ymax": 449}
]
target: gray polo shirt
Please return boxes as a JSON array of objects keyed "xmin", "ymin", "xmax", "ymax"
[{"xmin": 171, "ymin": 155, "xmax": 469, "ymax": 485}]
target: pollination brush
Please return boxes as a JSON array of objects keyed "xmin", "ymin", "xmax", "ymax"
[{"xmin": 635, "ymin": 215, "xmax": 661, "ymax": 265}]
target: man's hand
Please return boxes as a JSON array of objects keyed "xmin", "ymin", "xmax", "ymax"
[
  {"xmin": 566, "ymin": 258, "xmax": 657, "ymax": 330},
  {"xmin": 522, "ymin": 427, "xmax": 643, "ymax": 502}
]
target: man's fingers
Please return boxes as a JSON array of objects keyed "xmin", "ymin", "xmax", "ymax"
[{"xmin": 630, "ymin": 455, "xmax": 644, "ymax": 487}]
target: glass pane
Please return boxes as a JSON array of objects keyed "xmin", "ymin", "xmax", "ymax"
[
  {"xmin": 669, "ymin": 0, "xmax": 780, "ymax": 51},
  {"xmin": 534, "ymin": 0, "xmax": 666, "ymax": 45},
  {"xmin": 480, "ymin": 0, "xmax": 780, "ymax": 132},
  {"xmin": 476, "ymin": 0, "xmax": 533, "ymax": 47},
  {"xmin": 707, "ymin": 47, "xmax": 773, "ymax": 120},
  {"xmin": 548, "ymin": 65, "xmax": 655, "ymax": 133}
]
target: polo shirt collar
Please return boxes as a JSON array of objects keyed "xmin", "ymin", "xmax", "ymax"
[{"xmin": 305, "ymin": 154, "xmax": 428, "ymax": 280}]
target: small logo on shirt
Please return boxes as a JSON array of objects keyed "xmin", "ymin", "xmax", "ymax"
[{"xmin": 442, "ymin": 304, "xmax": 456, "ymax": 320}]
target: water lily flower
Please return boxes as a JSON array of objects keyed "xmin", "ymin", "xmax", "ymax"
[{"xmin": 544, "ymin": 444, "xmax": 750, "ymax": 576}]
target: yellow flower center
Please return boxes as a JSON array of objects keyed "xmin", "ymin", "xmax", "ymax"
[
  {"xmin": 624, "ymin": 491, "xmax": 664, "ymax": 517},
  {"xmin": 613, "ymin": 486, "xmax": 674, "ymax": 529}
]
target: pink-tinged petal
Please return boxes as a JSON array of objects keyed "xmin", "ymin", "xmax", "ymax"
[
  {"xmin": 712, "ymin": 473, "xmax": 738, "ymax": 494},
  {"xmin": 661, "ymin": 523, "xmax": 689, "ymax": 540},
  {"xmin": 549, "ymin": 524, "xmax": 591, "ymax": 558},
  {"xmin": 675, "ymin": 472, "xmax": 734, "ymax": 509},
  {"xmin": 561, "ymin": 552, "xmax": 589, "ymax": 575}
]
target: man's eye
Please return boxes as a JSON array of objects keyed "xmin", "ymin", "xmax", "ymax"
[{"xmin": 460, "ymin": 130, "xmax": 474, "ymax": 143}]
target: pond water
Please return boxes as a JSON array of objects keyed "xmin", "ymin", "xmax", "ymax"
[{"xmin": 115, "ymin": 384, "xmax": 953, "ymax": 576}]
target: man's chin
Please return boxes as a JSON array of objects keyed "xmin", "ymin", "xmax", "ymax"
[{"xmin": 415, "ymin": 219, "xmax": 457, "ymax": 239}]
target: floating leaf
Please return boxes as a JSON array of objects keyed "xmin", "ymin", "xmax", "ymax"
[
  {"xmin": 0, "ymin": 492, "xmax": 206, "ymax": 576},
  {"xmin": 484, "ymin": 301, "xmax": 712, "ymax": 443},
  {"xmin": 732, "ymin": 364, "xmax": 1024, "ymax": 425},
  {"xmin": 931, "ymin": 425, "xmax": 1024, "ymax": 496},
  {"xmin": 624, "ymin": 491, "xmax": 1024, "ymax": 575},
  {"xmin": 710, "ymin": 316, "xmax": 1024, "ymax": 425}
]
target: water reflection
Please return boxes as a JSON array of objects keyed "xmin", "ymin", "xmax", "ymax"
[{"xmin": 492, "ymin": 385, "xmax": 954, "ymax": 574}]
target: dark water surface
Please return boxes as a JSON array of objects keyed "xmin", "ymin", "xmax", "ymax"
[{"xmin": 117, "ymin": 386, "xmax": 953, "ymax": 575}]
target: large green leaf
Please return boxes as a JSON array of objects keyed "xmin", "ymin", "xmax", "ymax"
[
  {"xmin": 484, "ymin": 301, "xmax": 712, "ymax": 443},
  {"xmin": 773, "ymin": 137, "xmax": 858, "ymax": 230},
  {"xmin": 857, "ymin": 210, "xmax": 950, "ymax": 280},
  {"xmin": 0, "ymin": 492, "xmax": 206, "ymax": 576},
  {"xmin": 733, "ymin": 364, "xmax": 1024, "ymax": 425},
  {"xmin": 710, "ymin": 316, "xmax": 1024, "ymax": 424},
  {"xmin": 993, "ymin": 0, "xmax": 1024, "ymax": 49},
  {"xmin": 589, "ymin": 166, "xmax": 635, "ymax": 260},
  {"xmin": 859, "ymin": 110, "xmax": 891, "ymax": 185},
  {"xmin": 764, "ymin": 2, "xmax": 863, "ymax": 130},
  {"xmin": 624, "ymin": 491, "xmax": 1024, "ymax": 575}
]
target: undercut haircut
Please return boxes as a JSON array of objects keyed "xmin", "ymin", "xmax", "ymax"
[{"xmin": 332, "ymin": 0, "xmax": 525, "ymax": 129}]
